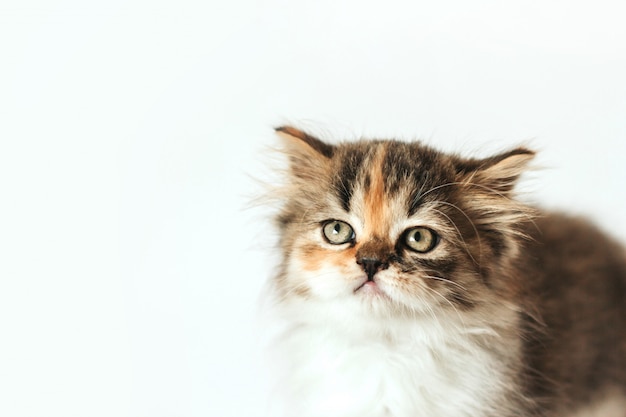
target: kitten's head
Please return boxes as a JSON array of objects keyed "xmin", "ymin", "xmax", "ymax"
[{"xmin": 272, "ymin": 126, "xmax": 534, "ymax": 319}]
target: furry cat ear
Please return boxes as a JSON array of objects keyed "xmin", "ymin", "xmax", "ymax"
[
  {"xmin": 275, "ymin": 126, "xmax": 335, "ymax": 180},
  {"xmin": 457, "ymin": 148, "xmax": 535, "ymax": 194},
  {"xmin": 275, "ymin": 126, "xmax": 335, "ymax": 158}
]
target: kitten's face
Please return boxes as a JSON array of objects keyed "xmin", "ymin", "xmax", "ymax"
[{"xmin": 274, "ymin": 127, "xmax": 533, "ymax": 317}]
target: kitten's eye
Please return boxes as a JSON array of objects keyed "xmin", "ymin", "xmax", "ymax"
[
  {"xmin": 403, "ymin": 227, "xmax": 438, "ymax": 253},
  {"xmin": 322, "ymin": 220, "xmax": 355, "ymax": 245}
]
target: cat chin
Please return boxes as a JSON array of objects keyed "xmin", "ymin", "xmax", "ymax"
[
  {"xmin": 354, "ymin": 280, "xmax": 452, "ymax": 318},
  {"xmin": 353, "ymin": 280, "xmax": 391, "ymax": 299},
  {"xmin": 277, "ymin": 292, "xmax": 448, "ymax": 333},
  {"xmin": 279, "ymin": 269, "xmax": 458, "ymax": 323}
]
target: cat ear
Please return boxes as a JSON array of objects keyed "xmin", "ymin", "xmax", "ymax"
[
  {"xmin": 275, "ymin": 126, "xmax": 335, "ymax": 158},
  {"xmin": 275, "ymin": 126, "xmax": 335, "ymax": 180},
  {"xmin": 457, "ymin": 148, "xmax": 535, "ymax": 194}
]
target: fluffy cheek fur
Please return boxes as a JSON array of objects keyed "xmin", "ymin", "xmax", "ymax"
[
  {"xmin": 284, "ymin": 236, "xmax": 481, "ymax": 317},
  {"xmin": 287, "ymin": 246, "xmax": 359, "ymax": 300}
]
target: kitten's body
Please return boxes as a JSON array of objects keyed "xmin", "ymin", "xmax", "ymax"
[
  {"xmin": 267, "ymin": 127, "xmax": 626, "ymax": 417},
  {"xmin": 518, "ymin": 215, "xmax": 626, "ymax": 416}
]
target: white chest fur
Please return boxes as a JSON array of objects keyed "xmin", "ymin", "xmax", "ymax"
[{"xmin": 271, "ymin": 310, "xmax": 516, "ymax": 417}]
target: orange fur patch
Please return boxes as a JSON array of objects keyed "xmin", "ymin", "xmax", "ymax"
[
  {"xmin": 363, "ymin": 144, "xmax": 390, "ymax": 239},
  {"xmin": 298, "ymin": 244, "xmax": 358, "ymax": 272}
]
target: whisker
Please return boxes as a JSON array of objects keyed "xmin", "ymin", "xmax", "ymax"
[
  {"xmin": 459, "ymin": 179, "xmax": 539, "ymax": 228},
  {"xmin": 410, "ymin": 171, "xmax": 431, "ymax": 209},
  {"xmin": 421, "ymin": 274, "xmax": 468, "ymax": 292},
  {"xmin": 430, "ymin": 207, "xmax": 479, "ymax": 266},
  {"xmin": 459, "ymin": 177, "xmax": 514, "ymax": 200},
  {"xmin": 429, "ymin": 200, "xmax": 483, "ymax": 264},
  {"xmin": 425, "ymin": 304, "xmax": 442, "ymax": 332},
  {"xmin": 422, "ymin": 286, "xmax": 467, "ymax": 330},
  {"xmin": 418, "ymin": 292, "xmax": 442, "ymax": 330},
  {"xmin": 276, "ymin": 281, "xmax": 310, "ymax": 302},
  {"xmin": 415, "ymin": 180, "xmax": 537, "ymax": 227},
  {"xmin": 417, "ymin": 181, "xmax": 460, "ymax": 200}
]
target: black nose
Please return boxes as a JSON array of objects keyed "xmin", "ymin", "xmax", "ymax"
[{"xmin": 356, "ymin": 257, "xmax": 389, "ymax": 280}]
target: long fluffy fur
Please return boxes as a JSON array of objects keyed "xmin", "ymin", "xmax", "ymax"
[{"xmin": 264, "ymin": 126, "xmax": 626, "ymax": 417}]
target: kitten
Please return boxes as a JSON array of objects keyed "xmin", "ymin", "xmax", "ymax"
[{"xmin": 265, "ymin": 126, "xmax": 626, "ymax": 417}]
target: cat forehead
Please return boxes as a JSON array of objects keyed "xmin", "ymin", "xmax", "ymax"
[{"xmin": 329, "ymin": 140, "xmax": 456, "ymax": 214}]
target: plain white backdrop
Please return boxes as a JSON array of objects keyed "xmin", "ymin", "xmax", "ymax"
[{"xmin": 1, "ymin": 0, "xmax": 625, "ymax": 416}]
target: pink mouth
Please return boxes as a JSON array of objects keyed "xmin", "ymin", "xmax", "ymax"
[{"xmin": 355, "ymin": 280, "xmax": 383, "ymax": 295}]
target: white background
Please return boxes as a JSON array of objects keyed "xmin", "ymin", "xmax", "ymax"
[{"xmin": 1, "ymin": 1, "xmax": 625, "ymax": 416}]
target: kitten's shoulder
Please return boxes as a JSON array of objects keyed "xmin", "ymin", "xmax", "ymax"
[{"xmin": 516, "ymin": 210, "xmax": 626, "ymax": 325}]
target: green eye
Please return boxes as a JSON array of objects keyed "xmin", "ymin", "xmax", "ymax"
[
  {"xmin": 322, "ymin": 220, "xmax": 355, "ymax": 245},
  {"xmin": 404, "ymin": 227, "xmax": 438, "ymax": 253}
]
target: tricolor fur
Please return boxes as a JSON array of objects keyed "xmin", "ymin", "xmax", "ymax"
[{"xmin": 266, "ymin": 126, "xmax": 626, "ymax": 417}]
